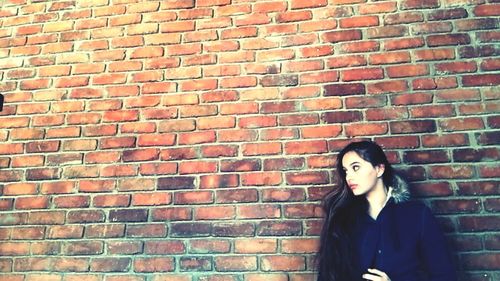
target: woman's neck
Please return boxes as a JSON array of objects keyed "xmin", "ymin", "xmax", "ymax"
[{"xmin": 366, "ymin": 181, "xmax": 389, "ymax": 219}]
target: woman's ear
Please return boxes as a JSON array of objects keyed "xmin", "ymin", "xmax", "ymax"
[{"xmin": 376, "ymin": 164, "xmax": 385, "ymax": 178}]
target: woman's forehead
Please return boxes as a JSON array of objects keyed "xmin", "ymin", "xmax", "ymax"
[{"xmin": 342, "ymin": 151, "xmax": 365, "ymax": 165}]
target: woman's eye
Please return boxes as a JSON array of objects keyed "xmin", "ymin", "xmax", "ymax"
[{"xmin": 353, "ymin": 165, "xmax": 360, "ymax": 171}]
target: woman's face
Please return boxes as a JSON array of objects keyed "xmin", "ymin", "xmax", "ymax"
[{"xmin": 341, "ymin": 151, "xmax": 384, "ymax": 196}]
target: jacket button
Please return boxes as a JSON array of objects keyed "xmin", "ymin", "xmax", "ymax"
[{"xmin": 377, "ymin": 250, "xmax": 382, "ymax": 254}]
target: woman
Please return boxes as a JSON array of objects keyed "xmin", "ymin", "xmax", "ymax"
[{"xmin": 316, "ymin": 141, "xmax": 456, "ymax": 281}]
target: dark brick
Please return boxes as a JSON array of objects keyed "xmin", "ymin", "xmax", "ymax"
[
  {"xmin": 462, "ymin": 253, "xmax": 500, "ymax": 270},
  {"xmin": 158, "ymin": 177, "xmax": 195, "ymax": 190},
  {"xmin": 390, "ymin": 120, "xmax": 436, "ymax": 134},
  {"xmin": 476, "ymin": 131, "xmax": 500, "ymax": 145},
  {"xmin": 180, "ymin": 256, "xmax": 213, "ymax": 271},
  {"xmin": 427, "ymin": 33, "xmax": 470, "ymax": 47},
  {"xmin": 402, "ymin": 0, "xmax": 439, "ymax": 10},
  {"xmin": 109, "ymin": 209, "xmax": 148, "ymax": 222},
  {"xmin": 462, "ymin": 74, "xmax": 500, "ymax": 87},
  {"xmin": 323, "ymin": 111, "xmax": 363, "ymax": 123},
  {"xmin": 428, "ymin": 8, "xmax": 468, "ymax": 21},
  {"xmin": 459, "ymin": 45, "xmax": 499, "ymax": 58},
  {"xmin": 90, "ymin": 257, "xmax": 130, "ymax": 272},
  {"xmin": 324, "ymin": 83, "xmax": 365, "ymax": 96},
  {"xmin": 431, "ymin": 199, "xmax": 481, "ymax": 214},
  {"xmin": 26, "ymin": 141, "xmax": 60, "ymax": 153},
  {"xmin": 457, "ymin": 181, "xmax": 500, "ymax": 196},
  {"xmin": 67, "ymin": 210, "xmax": 105, "ymax": 223},
  {"xmin": 26, "ymin": 168, "xmax": 60, "ymax": 181},
  {"xmin": 263, "ymin": 158, "xmax": 305, "ymax": 171},
  {"xmin": 212, "ymin": 222, "xmax": 255, "ymax": 237},
  {"xmin": 459, "ymin": 216, "xmax": 500, "ymax": 232},
  {"xmin": 411, "ymin": 182, "xmax": 453, "ymax": 197},
  {"xmin": 257, "ymin": 221, "xmax": 302, "ymax": 236},
  {"xmin": 170, "ymin": 223, "xmax": 212, "ymax": 237},
  {"xmin": 220, "ymin": 159, "xmax": 261, "ymax": 172},
  {"xmin": 144, "ymin": 241, "xmax": 185, "ymax": 254},
  {"xmin": 404, "ymin": 150, "xmax": 450, "ymax": 164},
  {"xmin": 260, "ymin": 75, "xmax": 298, "ymax": 87},
  {"xmin": 453, "ymin": 148, "xmax": 500, "ymax": 162},
  {"xmin": 65, "ymin": 241, "xmax": 103, "ymax": 255}
]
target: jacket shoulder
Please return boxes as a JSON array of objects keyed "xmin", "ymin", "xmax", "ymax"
[{"xmin": 393, "ymin": 200, "xmax": 431, "ymax": 219}]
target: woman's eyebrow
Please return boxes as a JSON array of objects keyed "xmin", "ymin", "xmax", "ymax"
[{"xmin": 342, "ymin": 161, "xmax": 360, "ymax": 169}]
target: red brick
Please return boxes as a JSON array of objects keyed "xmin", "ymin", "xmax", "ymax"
[
  {"xmin": 474, "ymin": 4, "xmax": 500, "ymax": 16},
  {"xmin": 174, "ymin": 191, "xmax": 213, "ymax": 205},
  {"xmin": 0, "ymin": 242, "xmax": 29, "ymax": 256},
  {"xmin": 410, "ymin": 105, "xmax": 454, "ymax": 118},
  {"xmin": 139, "ymin": 163, "xmax": 177, "ymax": 176},
  {"xmin": 242, "ymin": 143, "xmax": 282, "ymax": 156},
  {"xmin": 11, "ymin": 46, "xmax": 41, "ymax": 56},
  {"xmin": 285, "ymin": 140, "xmax": 328, "ymax": 155},
  {"xmin": 152, "ymin": 208, "xmax": 192, "ymax": 221},
  {"xmin": 286, "ymin": 171, "xmax": 329, "ymax": 185},
  {"xmin": 367, "ymin": 80, "xmax": 408, "ymax": 94},
  {"xmin": 0, "ymin": 116, "xmax": 29, "ymax": 129},
  {"xmin": 134, "ymin": 257, "xmax": 174, "ymax": 272},
  {"xmin": 20, "ymin": 79, "xmax": 50, "ymax": 90},
  {"xmin": 369, "ymin": 51, "xmax": 411, "ymax": 65},
  {"xmin": 342, "ymin": 68, "xmax": 383, "ymax": 81},
  {"xmin": 241, "ymin": 172, "xmax": 282, "ymax": 186},
  {"xmin": 200, "ymin": 174, "xmax": 239, "ymax": 189},
  {"xmin": 83, "ymin": 125, "xmax": 118, "ymax": 137},
  {"xmin": 439, "ymin": 117, "xmax": 484, "ymax": 131},
  {"xmin": 215, "ymin": 256, "xmax": 257, "ymax": 271},
  {"xmin": 179, "ymin": 161, "xmax": 217, "ymax": 174},
  {"xmin": 387, "ymin": 64, "xmax": 429, "ymax": 78},
  {"xmin": 384, "ymin": 37, "xmax": 425, "ymax": 51},
  {"xmin": 53, "ymin": 195, "xmax": 89, "ymax": 208},
  {"xmin": 4, "ymin": 183, "xmax": 37, "ymax": 195},
  {"xmin": 322, "ymin": 30, "xmax": 362, "ymax": 43},
  {"xmin": 220, "ymin": 129, "xmax": 259, "ymax": 142},
  {"xmin": 221, "ymin": 27, "xmax": 257, "ymax": 40},
  {"xmin": 198, "ymin": 116, "xmax": 236, "ymax": 130},
  {"xmin": 261, "ymin": 255, "xmax": 306, "ymax": 271},
  {"xmin": 462, "ymin": 74, "xmax": 500, "ymax": 87},
  {"xmin": 7, "ymin": 69, "xmax": 36, "ymax": 79},
  {"xmin": 345, "ymin": 123, "xmax": 388, "ymax": 136},
  {"xmin": 14, "ymin": 196, "xmax": 49, "ymax": 209},
  {"xmin": 93, "ymin": 194, "xmax": 130, "ymax": 208},
  {"xmin": 436, "ymin": 61, "xmax": 477, "ymax": 74},
  {"xmin": 0, "ymin": 143, "xmax": 24, "ymax": 155}
]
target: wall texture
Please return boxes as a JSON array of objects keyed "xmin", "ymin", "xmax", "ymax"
[{"xmin": 0, "ymin": 0, "xmax": 499, "ymax": 280}]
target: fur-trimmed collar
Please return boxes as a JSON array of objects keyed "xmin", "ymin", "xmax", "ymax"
[{"xmin": 390, "ymin": 174, "xmax": 411, "ymax": 204}]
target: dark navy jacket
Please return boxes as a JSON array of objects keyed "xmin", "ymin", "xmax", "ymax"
[{"xmin": 353, "ymin": 198, "xmax": 457, "ymax": 281}]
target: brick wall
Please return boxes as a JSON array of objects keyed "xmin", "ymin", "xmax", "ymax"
[{"xmin": 0, "ymin": 0, "xmax": 499, "ymax": 280}]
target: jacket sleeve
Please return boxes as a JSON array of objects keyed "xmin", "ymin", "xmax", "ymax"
[{"xmin": 419, "ymin": 205, "xmax": 458, "ymax": 281}]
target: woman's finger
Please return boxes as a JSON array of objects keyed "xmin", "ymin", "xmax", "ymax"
[
  {"xmin": 368, "ymin": 268, "xmax": 388, "ymax": 277},
  {"xmin": 362, "ymin": 273, "xmax": 381, "ymax": 281}
]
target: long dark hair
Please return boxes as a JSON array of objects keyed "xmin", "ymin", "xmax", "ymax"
[{"xmin": 316, "ymin": 140, "xmax": 397, "ymax": 281}]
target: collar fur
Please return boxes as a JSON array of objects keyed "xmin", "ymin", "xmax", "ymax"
[{"xmin": 389, "ymin": 174, "xmax": 411, "ymax": 204}]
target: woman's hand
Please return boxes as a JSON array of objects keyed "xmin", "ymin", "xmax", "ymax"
[{"xmin": 362, "ymin": 268, "xmax": 391, "ymax": 281}]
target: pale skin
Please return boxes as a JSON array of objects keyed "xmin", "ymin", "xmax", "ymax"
[{"xmin": 342, "ymin": 151, "xmax": 392, "ymax": 281}]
